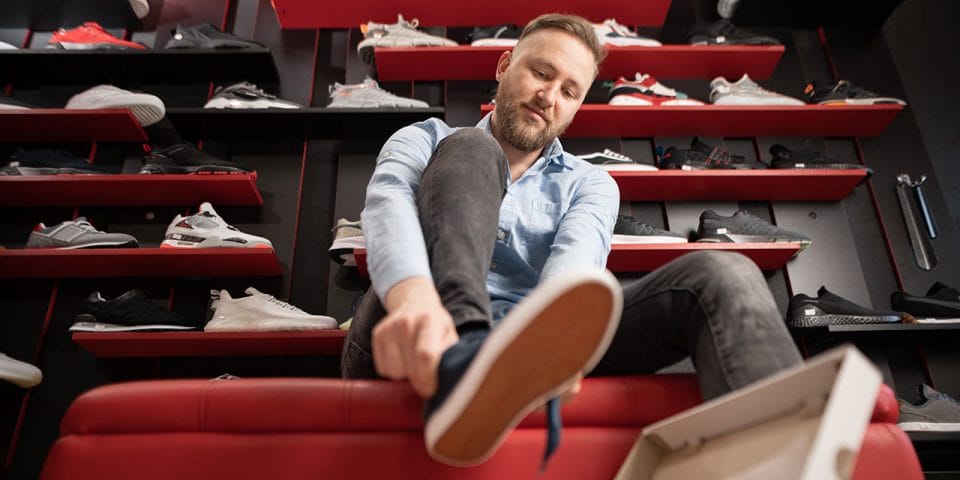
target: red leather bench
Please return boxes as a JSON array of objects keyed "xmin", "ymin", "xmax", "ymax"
[{"xmin": 39, "ymin": 375, "xmax": 922, "ymax": 479}]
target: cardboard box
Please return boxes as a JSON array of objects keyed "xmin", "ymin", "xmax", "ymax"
[{"xmin": 614, "ymin": 345, "xmax": 881, "ymax": 480}]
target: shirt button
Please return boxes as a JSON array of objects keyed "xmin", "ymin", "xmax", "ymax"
[{"xmin": 497, "ymin": 230, "xmax": 506, "ymax": 240}]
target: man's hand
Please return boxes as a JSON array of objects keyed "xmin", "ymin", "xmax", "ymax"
[{"xmin": 373, "ymin": 276, "xmax": 459, "ymax": 399}]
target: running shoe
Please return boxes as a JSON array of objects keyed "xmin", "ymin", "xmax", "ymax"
[
  {"xmin": 328, "ymin": 77, "xmax": 429, "ymax": 108},
  {"xmin": 26, "ymin": 217, "xmax": 138, "ymax": 249},
  {"xmin": 769, "ymin": 143, "xmax": 869, "ymax": 171},
  {"xmin": 206, "ymin": 287, "xmax": 338, "ymax": 331},
  {"xmin": 357, "ymin": 15, "xmax": 457, "ymax": 64},
  {"xmin": 786, "ymin": 286, "xmax": 902, "ymax": 328},
  {"xmin": 710, "ymin": 74, "xmax": 804, "ymax": 106},
  {"xmin": 140, "ymin": 143, "xmax": 251, "ymax": 174},
  {"xmin": 593, "ymin": 19, "xmax": 661, "ymax": 47},
  {"xmin": 161, "ymin": 202, "xmax": 273, "ymax": 249},
  {"xmin": 891, "ymin": 282, "xmax": 960, "ymax": 320},
  {"xmin": 165, "ymin": 23, "xmax": 265, "ymax": 49},
  {"xmin": 48, "ymin": 22, "xmax": 146, "ymax": 50},
  {"xmin": 204, "ymin": 81, "xmax": 303, "ymax": 109},
  {"xmin": 658, "ymin": 137, "xmax": 763, "ymax": 170},
  {"xmin": 697, "ymin": 209, "xmax": 811, "ymax": 248},
  {"xmin": 609, "ymin": 73, "xmax": 704, "ymax": 106},
  {"xmin": 468, "ymin": 24, "xmax": 521, "ymax": 47},
  {"xmin": 614, "ymin": 216, "xmax": 687, "ymax": 244},
  {"xmin": 72, "ymin": 289, "xmax": 197, "ymax": 332},
  {"xmin": 686, "ymin": 19, "xmax": 780, "ymax": 46},
  {"xmin": 804, "ymin": 80, "xmax": 906, "ymax": 106}
]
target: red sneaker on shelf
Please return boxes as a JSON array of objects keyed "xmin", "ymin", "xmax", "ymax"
[{"xmin": 48, "ymin": 22, "xmax": 146, "ymax": 50}]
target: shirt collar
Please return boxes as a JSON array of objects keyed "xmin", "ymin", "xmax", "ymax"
[{"xmin": 476, "ymin": 112, "xmax": 570, "ymax": 170}]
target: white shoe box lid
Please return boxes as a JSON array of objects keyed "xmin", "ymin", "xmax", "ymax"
[{"xmin": 614, "ymin": 345, "xmax": 881, "ymax": 480}]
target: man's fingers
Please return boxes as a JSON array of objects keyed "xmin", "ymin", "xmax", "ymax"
[
  {"xmin": 408, "ymin": 318, "xmax": 444, "ymax": 398},
  {"xmin": 372, "ymin": 316, "xmax": 411, "ymax": 380}
]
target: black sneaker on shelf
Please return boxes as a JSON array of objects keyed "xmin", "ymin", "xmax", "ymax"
[
  {"xmin": 140, "ymin": 144, "xmax": 252, "ymax": 174},
  {"xmin": 898, "ymin": 384, "xmax": 960, "ymax": 432},
  {"xmin": 1, "ymin": 149, "xmax": 120, "ymax": 176},
  {"xmin": 786, "ymin": 286, "xmax": 902, "ymax": 328},
  {"xmin": 467, "ymin": 24, "xmax": 521, "ymax": 46},
  {"xmin": 697, "ymin": 209, "xmax": 811, "ymax": 249},
  {"xmin": 165, "ymin": 24, "xmax": 265, "ymax": 49},
  {"xmin": 803, "ymin": 80, "xmax": 906, "ymax": 106},
  {"xmin": 685, "ymin": 19, "xmax": 780, "ymax": 46},
  {"xmin": 614, "ymin": 216, "xmax": 688, "ymax": 244},
  {"xmin": 0, "ymin": 95, "xmax": 34, "ymax": 110},
  {"xmin": 71, "ymin": 289, "xmax": 199, "ymax": 332},
  {"xmin": 769, "ymin": 144, "xmax": 872, "ymax": 177},
  {"xmin": 891, "ymin": 282, "xmax": 960, "ymax": 320},
  {"xmin": 658, "ymin": 137, "xmax": 765, "ymax": 170}
]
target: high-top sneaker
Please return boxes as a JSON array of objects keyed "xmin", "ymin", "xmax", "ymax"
[
  {"xmin": 329, "ymin": 218, "xmax": 364, "ymax": 266},
  {"xmin": 357, "ymin": 15, "xmax": 457, "ymax": 64},
  {"xmin": 328, "ymin": 77, "xmax": 429, "ymax": 108},
  {"xmin": 609, "ymin": 73, "xmax": 704, "ymax": 106},
  {"xmin": 161, "ymin": 202, "xmax": 273, "ymax": 249},
  {"xmin": 48, "ymin": 22, "xmax": 146, "ymax": 50}
]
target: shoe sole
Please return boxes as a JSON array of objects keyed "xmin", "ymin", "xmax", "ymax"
[
  {"xmin": 47, "ymin": 42, "xmax": 145, "ymax": 50},
  {"xmin": 712, "ymin": 96, "xmax": 806, "ymax": 106},
  {"xmin": 698, "ymin": 234, "xmax": 810, "ymax": 249},
  {"xmin": 613, "ymin": 234, "xmax": 688, "ymax": 244},
  {"xmin": 327, "ymin": 98, "xmax": 429, "ymax": 108},
  {"xmin": 897, "ymin": 422, "xmax": 960, "ymax": 432},
  {"xmin": 469, "ymin": 39, "xmax": 519, "ymax": 47},
  {"xmin": 424, "ymin": 270, "xmax": 622, "ymax": 466},
  {"xmin": 0, "ymin": 166, "xmax": 112, "ymax": 175},
  {"xmin": 357, "ymin": 38, "xmax": 457, "ymax": 64},
  {"xmin": 66, "ymin": 93, "xmax": 165, "ymax": 127},
  {"xmin": 203, "ymin": 97, "xmax": 302, "ymax": 109},
  {"xmin": 204, "ymin": 317, "xmax": 338, "ymax": 331},
  {"xmin": 787, "ymin": 313, "xmax": 902, "ymax": 328},
  {"xmin": 139, "ymin": 164, "xmax": 250, "ymax": 174},
  {"xmin": 818, "ymin": 98, "xmax": 906, "ymax": 106},
  {"xmin": 30, "ymin": 240, "xmax": 139, "ymax": 249},
  {"xmin": 70, "ymin": 320, "xmax": 195, "ymax": 332}
]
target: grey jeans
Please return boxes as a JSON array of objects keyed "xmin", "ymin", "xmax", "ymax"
[{"xmin": 341, "ymin": 128, "xmax": 802, "ymax": 401}]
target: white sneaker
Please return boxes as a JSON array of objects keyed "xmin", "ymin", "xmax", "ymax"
[
  {"xmin": 127, "ymin": 0, "xmax": 149, "ymax": 18},
  {"xmin": 357, "ymin": 14, "xmax": 457, "ymax": 64},
  {"xmin": 65, "ymin": 84, "xmax": 166, "ymax": 126},
  {"xmin": 328, "ymin": 77, "xmax": 429, "ymax": 108},
  {"xmin": 0, "ymin": 41, "xmax": 17, "ymax": 50},
  {"xmin": 329, "ymin": 218, "xmax": 365, "ymax": 266},
  {"xmin": 709, "ymin": 74, "xmax": 805, "ymax": 106},
  {"xmin": 206, "ymin": 288, "xmax": 338, "ymax": 331},
  {"xmin": 0, "ymin": 353, "xmax": 42, "ymax": 388},
  {"xmin": 593, "ymin": 19, "xmax": 661, "ymax": 47},
  {"xmin": 161, "ymin": 202, "xmax": 273, "ymax": 249}
]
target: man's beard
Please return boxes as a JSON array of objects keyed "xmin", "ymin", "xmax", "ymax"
[{"xmin": 492, "ymin": 88, "xmax": 570, "ymax": 153}]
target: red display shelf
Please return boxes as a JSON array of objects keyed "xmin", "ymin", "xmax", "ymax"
[
  {"xmin": 375, "ymin": 45, "xmax": 785, "ymax": 81},
  {"xmin": 610, "ymin": 169, "xmax": 868, "ymax": 201},
  {"xmin": 0, "ymin": 109, "xmax": 147, "ymax": 142},
  {"xmin": 0, "ymin": 173, "xmax": 262, "ymax": 207},
  {"xmin": 0, "ymin": 248, "xmax": 283, "ymax": 278},
  {"xmin": 353, "ymin": 243, "xmax": 800, "ymax": 275},
  {"xmin": 271, "ymin": 0, "xmax": 671, "ymax": 29},
  {"xmin": 479, "ymin": 104, "xmax": 904, "ymax": 137},
  {"xmin": 72, "ymin": 330, "xmax": 346, "ymax": 357}
]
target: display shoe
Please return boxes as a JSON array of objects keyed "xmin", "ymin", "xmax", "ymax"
[
  {"xmin": 328, "ymin": 77, "xmax": 429, "ymax": 108},
  {"xmin": 659, "ymin": 137, "xmax": 763, "ymax": 170},
  {"xmin": 0, "ymin": 353, "xmax": 42, "ymax": 388},
  {"xmin": 165, "ymin": 23, "xmax": 265, "ymax": 49},
  {"xmin": 786, "ymin": 286, "xmax": 902, "ymax": 328},
  {"xmin": 609, "ymin": 73, "xmax": 704, "ymax": 106},
  {"xmin": 161, "ymin": 202, "xmax": 273, "ymax": 249},
  {"xmin": 140, "ymin": 143, "xmax": 251, "ymax": 174},
  {"xmin": 686, "ymin": 19, "xmax": 780, "ymax": 45},
  {"xmin": 804, "ymin": 80, "xmax": 906, "ymax": 106},
  {"xmin": 710, "ymin": 74, "xmax": 805, "ymax": 106},
  {"xmin": 614, "ymin": 216, "xmax": 688, "ymax": 244},
  {"xmin": 899, "ymin": 384, "xmax": 960, "ymax": 432},
  {"xmin": 205, "ymin": 287, "xmax": 338, "ymax": 331},
  {"xmin": 328, "ymin": 218, "xmax": 364, "ymax": 266},
  {"xmin": 468, "ymin": 24, "xmax": 521, "ymax": 47},
  {"xmin": 204, "ymin": 81, "xmax": 303, "ymax": 109},
  {"xmin": 593, "ymin": 19, "xmax": 661, "ymax": 46},
  {"xmin": 696, "ymin": 209, "xmax": 811, "ymax": 249},
  {"xmin": 65, "ymin": 84, "xmax": 165, "ymax": 126},
  {"xmin": 48, "ymin": 22, "xmax": 146, "ymax": 50},
  {"xmin": 891, "ymin": 282, "xmax": 960, "ymax": 321},
  {"xmin": 26, "ymin": 217, "xmax": 138, "ymax": 249},
  {"xmin": 71, "ymin": 289, "xmax": 197, "ymax": 332},
  {"xmin": 1, "ymin": 149, "xmax": 119, "ymax": 175},
  {"xmin": 357, "ymin": 14, "xmax": 457, "ymax": 64}
]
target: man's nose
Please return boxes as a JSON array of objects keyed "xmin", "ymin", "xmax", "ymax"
[{"xmin": 537, "ymin": 84, "xmax": 558, "ymax": 108}]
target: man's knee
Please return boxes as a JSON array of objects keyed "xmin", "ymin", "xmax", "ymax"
[
  {"xmin": 441, "ymin": 127, "xmax": 499, "ymax": 151},
  {"xmin": 683, "ymin": 250, "xmax": 765, "ymax": 288}
]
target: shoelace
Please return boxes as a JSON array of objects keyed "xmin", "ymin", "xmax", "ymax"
[
  {"xmin": 263, "ymin": 294, "xmax": 308, "ymax": 314},
  {"xmin": 600, "ymin": 149, "xmax": 631, "ymax": 162},
  {"xmin": 72, "ymin": 219, "xmax": 102, "ymax": 233},
  {"xmin": 541, "ymin": 397, "xmax": 562, "ymax": 472}
]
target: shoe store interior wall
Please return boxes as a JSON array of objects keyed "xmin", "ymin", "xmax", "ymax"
[{"xmin": 1, "ymin": 0, "xmax": 958, "ymax": 477}]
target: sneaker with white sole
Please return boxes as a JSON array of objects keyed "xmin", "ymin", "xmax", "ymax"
[
  {"xmin": 577, "ymin": 149, "xmax": 658, "ymax": 171},
  {"xmin": 899, "ymin": 384, "xmax": 960, "ymax": 432},
  {"xmin": 609, "ymin": 73, "xmax": 704, "ymax": 106},
  {"xmin": 593, "ymin": 19, "xmax": 661, "ymax": 47},
  {"xmin": 328, "ymin": 77, "xmax": 429, "ymax": 108},
  {"xmin": 424, "ymin": 270, "xmax": 622, "ymax": 467},
  {"xmin": 468, "ymin": 24, "xmax": 521, "ymax": 47},
  {"xmin": 205, "ymin": 287, "xmax": 338, "ymax": 331},
  {"xmin": 614, "ymin": 216, "xmax": 688, "ymax": 244},
  {"xmin": 710, "ymin": 74, "xmax": 805, "ymax": 106},
  {"xmin": 71, "ymin": 289, "xmax": 197, "ymax": 332},
  {"xmin": 357, "ymin": 15, "xmax": 457, "ymax": 64},
  {"xmin": 26, "ymin": 217, "xmax": 139, "ymax": 249},
  {"xmin": 0, "ymin": 353, "xmax": 42, "ymax": 388},
  {"xmin": 65, "ymin": 84, "xmax": 166, "ymax": 126},
  {"xmin": 204, "ymin": 81, "xmax": 303, "ymax": 109},
  {"xmin": 161, "ymin": 202, "xmax": 273, "ymax": 249},
  {"xmin": 329, "ymin": 218, "xmax": 364, "ymax": 266}
]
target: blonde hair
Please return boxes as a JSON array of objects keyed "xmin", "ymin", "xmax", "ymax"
[{"xmin": 517, "ymin": 13, "xmax": 607, "ymax": 70}]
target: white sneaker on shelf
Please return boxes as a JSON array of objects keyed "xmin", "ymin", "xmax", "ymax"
[
  {"xmin": 0, "ymin": 353, "xmax": 42, "ymax": 388},
  {"xmin": 161, "ymin": 202, "xmax": 273, "ymax": 249},
  {"xmin": 329, "ymin": 218, "xmax": 365, "ymax": 266},
  {"xmin": 328, "ymin": 77, "xmax": 429, "ymax": 108},
  {"xmin": 357, "ymin": 14, "xmax": 457, "ymax": 64},
  {"xmin": 127, "ymin": 0, "xmax": 149, "ymax": 19},
  {"xmin": 205, "ymin": 288, "xmax": 338, "ymax": 331},
  {"xmin": 593, "ymin": 19, "xmax": 661, "ymax": 47},
  {"xmin": 65, "ymin": 84, "xmax": 166, "ymax": 126},
  {"xmin": 709, "ymin": 74, "xmax": 805, "ymax": 106}
]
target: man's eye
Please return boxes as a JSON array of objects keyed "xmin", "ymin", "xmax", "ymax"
[
  {"xmin": 564, "ymin": 90, "xmax": 577, "ymax": 98},
  {"xmin": 534, "ymin": 70, "xmax": 548, "ymax": 79}
]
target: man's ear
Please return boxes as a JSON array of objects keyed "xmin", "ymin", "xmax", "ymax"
[{"xmin": 495, "ymin": 50, "xmax": 512, "ymax": 82}]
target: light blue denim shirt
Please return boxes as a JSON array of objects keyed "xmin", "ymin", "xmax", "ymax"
[{"xmin": 362, "ymin": 114, "xmax": 619, "ymax": 321}]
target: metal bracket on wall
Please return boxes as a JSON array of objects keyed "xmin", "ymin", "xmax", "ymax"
[{"xmin": 896, "ymin": 173, "xmax": 937, "ymax": 271}]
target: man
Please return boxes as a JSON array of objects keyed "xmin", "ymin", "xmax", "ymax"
[{"xmin": 343, "ymin": 13, "xmax": 802, "ymax": 467}]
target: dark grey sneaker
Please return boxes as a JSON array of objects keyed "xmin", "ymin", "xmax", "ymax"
[
  {"xmin": 697, "ymin": 210, "xmax": 811, "ymax": 249},
  {"xmin": 1, "ymin": 149, "xmax": 119, "ymax": 176},
  {"xmin": 165, "ymin": 24, "xmax": 265, "ymax": 49},
  {"xmin": 204, "ymin": 81, "xmax": 302, "ymax": 109},
  {"xmin": 899, "ymin": 384, "xmax": 960, "ymax": 432},
  {"xmin": 140, "ymin": 143, "xmax": 251, "ymax": 174},
  {"xmin": 614, "ymin": 216, "xmax": 688, "ymax": 244},
  {"xmin": 786, "ymin": 286, "xmax": 902, "ymax": 328},
  {"xmin": 26, "ymin": 217, "xmax": 139, "ymax": 249}
]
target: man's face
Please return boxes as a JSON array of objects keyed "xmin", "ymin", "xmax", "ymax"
[{"xmin": 492, "ymin": 29, "xmax": 596, "ymax": 153}]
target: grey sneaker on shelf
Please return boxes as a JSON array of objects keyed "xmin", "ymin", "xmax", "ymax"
[
  {"xmin": 696, "ymin": 209, "xmax": 811, "ymax": 250},
  {"xmin": 899, "ymin": 384, "xmax": 960, "ymax": 432},
  {"xmin": 328, "ymin": 78, "xmax": 429, "ymax": 108},
  {"xmin": 26, "ymin": 217, "xmax": 139, "ymax": 249},
  {"xmin": 357, "ymin": 14, "xmax": 457, "ymax": 64},
  {"xmin": 329, "ymin": 218, "xmax": 364, "ymax": 266}
]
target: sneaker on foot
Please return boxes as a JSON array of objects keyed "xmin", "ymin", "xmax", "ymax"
[
  {"xmin": 48, "ymin": 22, "xmax": 146, "ymax": 50},
  {"xmin": 891, "ymin": 282, "xmax": 960, "ymax": 320},
  {"xmin": 468, "ymin": 24, "xmax": 521, "ymax": 47},
  {"xmin": 710, "ymin": 74, "xmax": 805, "ymax": 106},
  {"xmin": 614, "ymin": 216, "xmax": 688, "ymax": 244},
  {"xmin": 165, "ymin": 23, "xmax": 264, "ymax": 49},
  {"xmin": 328, "ymin": 77, "xmax": 429, "ymax": 108},
  {"xmin": 899, "ymin": 385, "xmax": 960, "ymax": 432},
  {"xmin": 65, "ymin": 84, "xmax": 166, "ymax": 127},
  {"xmin": 786, "ymin": 286, "xmax": 902, "ymax": 328},
  {"xmin": 696, "ymin": 209, "xmax": 811, "ymax": 248},
  {"xmin": 357, "ymin": 15, "xmax": 457, "ymax": 64},
  {"xmin": 0, "ymin": 353, "xmax": 42, "ymax": 388},
  {"xmin": 140, "ymin": 143, "xmax": 251, "ymax": 174},
  {"xmin": 204, "ymin": 81, "xmax": 303, "ymax": 109},
  {"xmin": 686, "ymin": 19, "xmax": 780, "ymax": 46},
  {"xmin": 608, "ymin": 73, "xmax": 704, "ymax": 106},
  {"xmin": 161, "ymin": 202, "xmax": 273, "ymax": 249},
  {"xmin": 329, "ymin": 218, "xmax": 364, "ymax": 266},
  {"xmin": 71, "ymin": 289, "xmax": 196, "ymax": 332},
  {"xmin": 1, "ymin": 149, "xmax": 119, "ymax": 176},
  {"xmin": 593, "ymin": 19, "xmax": 661, "ymax": 47},
  {"xmin": 424, "ymin": 270, "xmax": 622, "ymax": 467},
  {"xmin": 205, "ymin": 287, "xmax": 338, "ymax": 331},
  {"xmin": 26, "ymin": 217, "xmax": 138, "ymax": 249},
  {"xmin": 658, "ymin": 137, "xmax": 763, "ymax": 170},
  {"xmin": 804, "ymin": 80, "xmax": 906, "ymax": 106}
]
